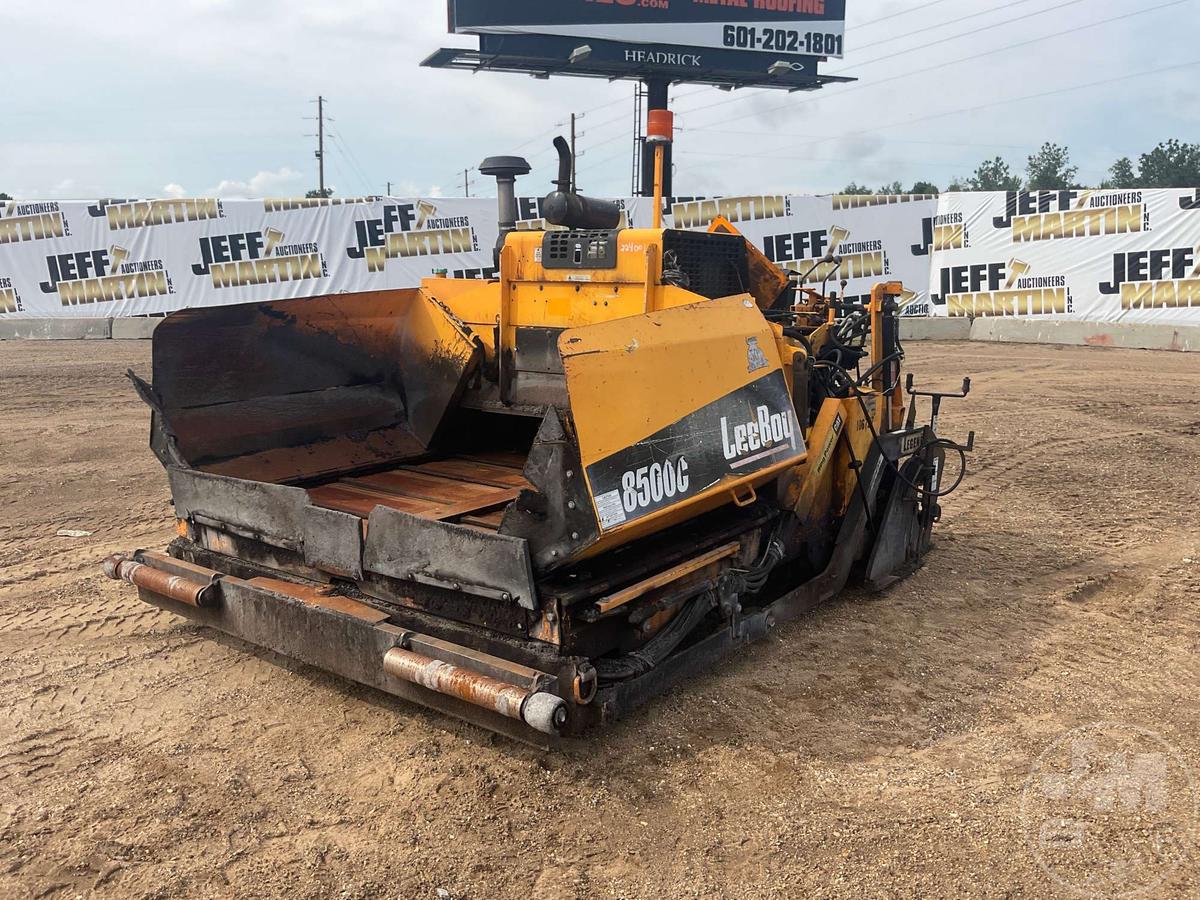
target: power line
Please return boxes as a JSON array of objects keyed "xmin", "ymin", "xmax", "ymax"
[
  {"xmin": 866, "ymin": 58, "xmax": 1200, "ymax": 136},
  {"xmin": 851, "ymin": 0, "xmax": 1078, "ymax": 56},
  {"xmin": 573, "ymin": 59, "xmax": 1200, "ymax": 189},
  {"xmin": 831, "ymin": 0, "xmax": 1095, "ymax": 73},
  {"xmin": 327, "ymin": 123, "xmax": 377, "ymax": 185},
  {"xmin": 681, "ymin": 128, "xmax": 1036, "ymax": 149},
  {"xmin": 675, "ymin": 0, "xmax": 1187, "ymax": 128},
  {"xmin": 677, "ymin": 148, "xmax": 979, "ymax": 167},
  {"xmin": 761, "ymin": 59, "xmax": 1200, "ymax": 173},
  {"xmin": 326, "ymin": 133, "xmax": 373, "ymax": 196},
  {"xmin": 854, "ymin": 0, "xmax": 958, "ymax": 29}
]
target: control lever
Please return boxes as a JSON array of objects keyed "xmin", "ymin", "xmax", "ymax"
[{"xmin": 905, "ymin": 374, "xmax": 975, "ymax": 450}]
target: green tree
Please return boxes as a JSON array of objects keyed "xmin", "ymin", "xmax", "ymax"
[
  {"xmin": 1100, "ymin": 157, "xmax": 1138, "ymax": 189},
  {"xmin": 878, "ymin": 180, "xmax": 905, "ymax": 195},
  {"xmin": 946, "ymin": 176, "xmax": 970, "ymax": 192},
  {"xmin": 840, "ymin": 182, "xmax": 874, "ymax": 195},
  {"xmin": 305, "ymin": 187, "xmax": 334, "ymax": 199},
  {"xmin": 910, "ymin": 181, "xmax": 940, "ymax": 195},
  {"xmin": 967, "ymin": 157, "xmax": 1023, "ymax": 192},
  {"xmin": 0, "ymin": 192, "xmax": 11, "ymax": 201},
  {"xmin": 1136, "ymin": 140, "xmax": 1200, "ymax": 188},
  {"xmin": 1025, "ymin": 142, "xmax": 1079, "ymax": 190}
]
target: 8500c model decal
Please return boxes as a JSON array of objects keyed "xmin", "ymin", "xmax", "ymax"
[{"xmin": 586, "ymin": 370, "xmax": 805, "ymax": 532}]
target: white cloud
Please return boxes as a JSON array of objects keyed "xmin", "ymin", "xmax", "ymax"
[
  {"xmin": 162, "ymin": 183, "xmax": 188, "ymax": 199},
  {"xmin": 1, "ymin": 1, "xmax": 1193, "ymax": 197},
  {"xmin": 46, "ymin": 179, "xmax": 78, "ymax": 199},
  {"xmin": 204, "ymin": 167, "xmax": 306, "ymax": 199}
]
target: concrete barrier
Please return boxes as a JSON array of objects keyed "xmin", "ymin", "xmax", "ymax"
[
  {"xmin": 968, "ymin": 318, "xmax": 1198, "ymax": 352},
  {"xmin": 0, "ymin": 318, "xmax": 112, "ymax": 340},
  {"xmin": 900, "ymin": 318, "xmax": 972, "ymax": 341},
  {"xmin": 111, "ymin": 317, "xmax": 162, "ymax": 340},
  {"xmin": 0, "ymin": 315, "xmax": 1196, "ymax": 352}
]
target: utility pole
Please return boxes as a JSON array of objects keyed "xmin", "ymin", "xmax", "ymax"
[
  {"xmin": 569, "ymin": 113, "xmax": 580, "ymax": 192},
  {"xmin": 315, "ymin": 95, "xmax": 326, "ymax": 195},
  {"xmin": 463, "ymin": 169, "xmax": 471, "ymax": 197},
  {"xmin": 632, "ymin": 84, "xmax": 645, "ymax": 196},
  {"xmin": 386, "ymin": 181, "xmax": 392, "ymax": 196}
]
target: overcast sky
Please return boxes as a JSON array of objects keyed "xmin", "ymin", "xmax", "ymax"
[{"xmin": 1, "ymin": 0, "xmax": 1195, "ymax": 200}]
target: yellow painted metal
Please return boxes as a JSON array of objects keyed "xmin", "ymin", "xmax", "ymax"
[
  {"xmin": 423, "ymin": 229, "xmax": 752, "ymax": 364},
  {"xmin": 867, "ymin": 281, "xmax": 908, "ymax": 433},
  {"xmin": 562, "ymin": 295, "xmax": 780, "ymax": 462},
  {"xmin": 560, "ymin": 295, "xmax": 807, "ymax": 555},
  {"xmin": 411, "ymin": 226, "xmax": 900, "ymax": 563},
  {"xmin": 832, "ymin": 396, "xmax": 876, "ymax": 517},
  {"xmin": 652, "ymin": 143, "xmax": 665, "ymax": 230},
  {"xmin": 784, "ymin": 397, "xmax": 846, "ymax": 524}
]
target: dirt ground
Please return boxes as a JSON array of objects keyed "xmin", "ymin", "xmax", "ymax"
[{"xmin": 0, "ymin": 338, "xmax": 1197, "ymax": 899}]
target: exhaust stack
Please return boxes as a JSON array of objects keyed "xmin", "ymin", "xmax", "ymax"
[{"xmin": 543, "ymin": 137, "xmax": 622, "ymax": 231}]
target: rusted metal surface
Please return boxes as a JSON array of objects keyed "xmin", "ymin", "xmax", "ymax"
[
  {"xmin": 403, "ymin": 632, "xmax": 554, "ymax": 693},
  {"xmin": 103, "ymin": 553, "xmax": 217, "ymax": 608},
  {"xmin": 247, "ymin": 577, "xmax": 391, "ymax": 624},
  {"xmin": 307, "ymin": 479, "xmax": 519, "ymax": 523},
  {"xmin": 363, "ymin": 507, "xmax": 538, "ymax": 610},
  {"xmin": 115, "ymin": 560, "xmax": 569, "ymax": 745},
  {"xmin": 169, "ymin": 467, "xmax": 310, "ymax": 553},
  {"xmin": 410, "ymin": 458, "xmax": 529, "ymax": 488},
  {"xmin": 382, "ymin": 646, "xmax": 566, "ymax": 734}
]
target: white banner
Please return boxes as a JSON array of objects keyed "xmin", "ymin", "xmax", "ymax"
[
  {"xmin": 927, "ymin": 189, "xmax": 1200, "ymax": 325},
  {"xmin": 0, "ymin": 196, "xmax": 495, "ymax": 318},
  {"xmin": 632, "ymin": 192, "xmax": 938, "ymax": 316},
  {"xmin": 2, "ymin": 190, "xmax": 1197, "ymax": 324}
]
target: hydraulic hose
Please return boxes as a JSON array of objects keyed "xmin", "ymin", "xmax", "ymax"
[{"xmin": 595, "ymin": 592, "xmax": 716, "ymax": 682}]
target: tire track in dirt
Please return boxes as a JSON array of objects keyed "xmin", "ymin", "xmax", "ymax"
[{"xmin": 1, "ymin": 339, "xmax": 1198, "ymax": 900}]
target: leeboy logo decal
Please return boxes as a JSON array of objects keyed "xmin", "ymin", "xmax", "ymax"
[
  {"xmin": 586, "ymin": 371, "xmax": 805, "ymax": 532},
  {"xmin": 721, "ymin": 404, "xmax": 795, "ymax": 469}
]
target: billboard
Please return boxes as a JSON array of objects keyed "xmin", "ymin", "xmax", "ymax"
[{"xmin": 448, "ymin": 0, "xmax": 847, "ymax": 60}]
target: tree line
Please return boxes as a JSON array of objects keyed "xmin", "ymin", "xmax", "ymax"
[
  {"xmin": 6, "ymin": 140, "xmax": 1197, "ymax": 201},
  {"xmin": 842, "ymin": 139, "xmax": 1200, "ymax": 195}
]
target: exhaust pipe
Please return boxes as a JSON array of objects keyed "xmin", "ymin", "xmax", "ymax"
[{"xmin": 542, "ymin": 136, "xmax": 622, "ymax": 231}]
